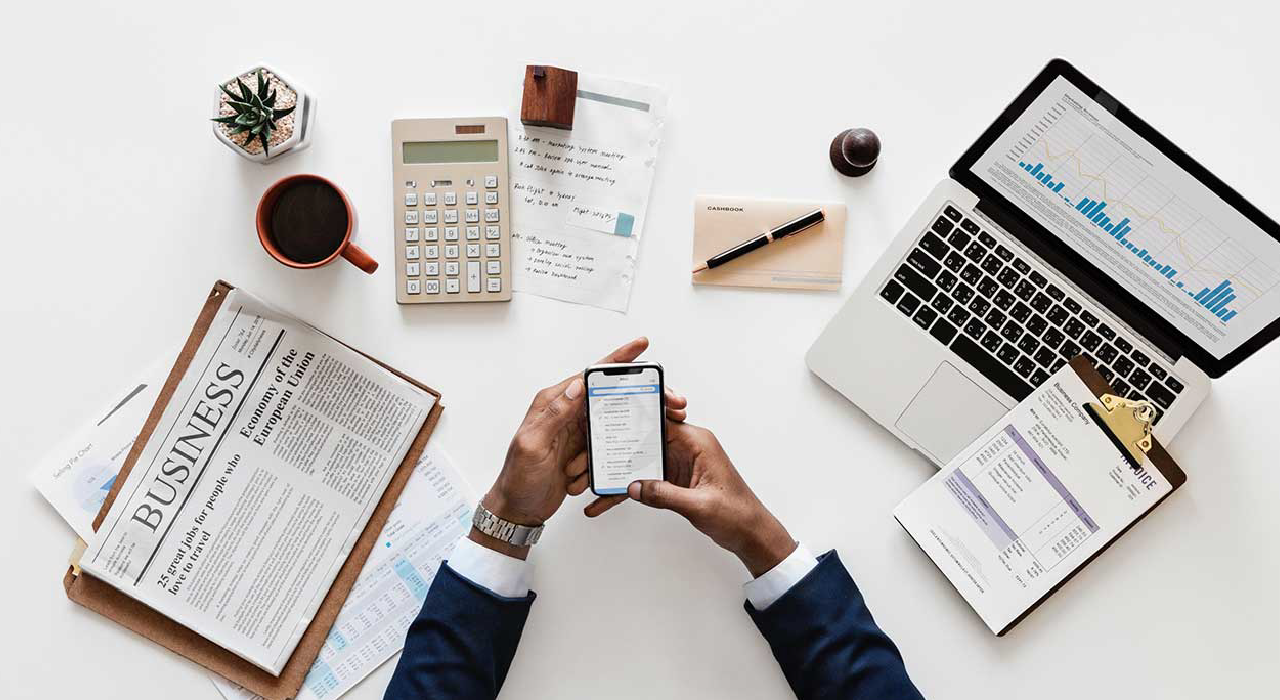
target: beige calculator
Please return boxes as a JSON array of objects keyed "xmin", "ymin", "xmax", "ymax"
[{"xmin": 392, "ymin": 117, "xmax": 512, "ymax": 304}]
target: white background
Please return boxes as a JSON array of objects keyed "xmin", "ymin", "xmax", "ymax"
[{"xmin": 3, "ymin": 1, "xmax": 1277, "ymax": 698}]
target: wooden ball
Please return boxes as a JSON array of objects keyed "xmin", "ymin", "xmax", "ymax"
[{"xmin": 829, "ymin": 127, "xmax": 880, "ymax": 177}]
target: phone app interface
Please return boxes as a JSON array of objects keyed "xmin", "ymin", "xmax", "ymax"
[{"xmin": 588, "ymin": 367, "xmax": 663, "ymax": 494}]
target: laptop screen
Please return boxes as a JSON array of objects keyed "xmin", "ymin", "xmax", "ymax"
[{"xmin": 967, "ymin": 71, "xmax": 1280, "ymax": 363}]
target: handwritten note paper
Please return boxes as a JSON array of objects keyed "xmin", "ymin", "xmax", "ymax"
[{"xmin": 510, "ymin": 75, "xmax": 667, "ymax": 312}]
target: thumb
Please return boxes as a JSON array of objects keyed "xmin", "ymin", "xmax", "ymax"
[
  {"xmin": 628, "ymin": 480, "xmax": 702, "ymax": 517},
  {"xmin": 535, "ymin": 377, "xmax": 585, "ymax": 433}
]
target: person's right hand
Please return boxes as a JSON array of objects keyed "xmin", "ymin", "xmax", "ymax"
[{"xmin": 585, "ymin": 422, "xmax": 797, "ymax": 577}]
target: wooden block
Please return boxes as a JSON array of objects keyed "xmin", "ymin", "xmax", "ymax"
[{"xmin": 521, "ymin": 65, "xmax": 577, "ymax": 130}]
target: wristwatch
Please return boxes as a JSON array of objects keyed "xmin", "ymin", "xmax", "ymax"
[{"xmin": 472, "ymin": 503, "xmax": 544, "ymax": 546}]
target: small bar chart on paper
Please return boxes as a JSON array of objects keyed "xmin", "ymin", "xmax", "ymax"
[{"xmin": 999, "ymin": 99, "xmax": 1280, "ymax": 329}]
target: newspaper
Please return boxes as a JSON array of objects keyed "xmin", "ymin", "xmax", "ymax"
[
  {"xmin": 210, "ymin": 441, "xmax": 474, "ymax": 700},
  {"xmin": 80, "ymin": 287, "xmax": 437, "ymax": 674}
]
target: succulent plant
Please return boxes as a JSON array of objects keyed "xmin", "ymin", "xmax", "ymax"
[{"xmin": 211, "ymin": 69, "xmax": 295, "ymax": 155}]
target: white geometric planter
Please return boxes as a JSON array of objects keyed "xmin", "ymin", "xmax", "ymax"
[{"xmin": 211, "ymin": 62, "xmax": 316, "ymax": 164}]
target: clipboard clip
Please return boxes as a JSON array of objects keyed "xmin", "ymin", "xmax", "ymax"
[{"xmin": 1086, "ymin": 393, "xmax": 1156, "ymax": 467}]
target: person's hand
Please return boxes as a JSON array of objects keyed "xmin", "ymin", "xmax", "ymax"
[
  {"xmin": 474, "ymin": 337, "xmax": 689, "ymax": 559},
  {"xmin": 584, "ymin": 422, "xmax": 795, "ymax": 576}
]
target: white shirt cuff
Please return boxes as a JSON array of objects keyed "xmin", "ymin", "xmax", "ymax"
[
  {"xmin": 445, "ymin": 534, "xmax": 533, "ymax": 598},
  {"xmin": 743, "ymin": 542, "xmax": 818, "ymax": 611}
]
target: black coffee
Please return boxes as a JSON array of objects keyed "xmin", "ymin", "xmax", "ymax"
[{"xmin": 269, "ymin": 180, "xmax": 349, "ymax": 264}]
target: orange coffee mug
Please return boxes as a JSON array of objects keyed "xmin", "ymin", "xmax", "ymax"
[{"xmin": 256, "ymin": 174, "xmax": 378, "ymax": 274}]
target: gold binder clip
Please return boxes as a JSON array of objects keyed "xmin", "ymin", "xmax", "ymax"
[
  {"xmin": 1086, "ymin": 393, "xmax": 1156, "ymax": 467},
  {"xmin": 68, "ymin": 537, "xmax": 87, "ymax": 577}
]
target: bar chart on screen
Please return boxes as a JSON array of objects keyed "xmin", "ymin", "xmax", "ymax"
[{"xmin": 1000, "ymin": 99, "xmax": 1280, "ymax": 329}]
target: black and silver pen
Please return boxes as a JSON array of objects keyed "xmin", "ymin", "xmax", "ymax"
[{"xmin": 692, "ymin": 209, "xmax": 825, "ymax": 273}]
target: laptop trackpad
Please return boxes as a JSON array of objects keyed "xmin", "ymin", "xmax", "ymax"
[{"xmin": 896, "ymin": 362, "xmax": 1008, "ymax": 464}]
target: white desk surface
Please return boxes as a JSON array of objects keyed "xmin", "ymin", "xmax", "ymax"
[{"xmin": 4, "ymin": 1, "xmax": 1278, "ymax": 698}]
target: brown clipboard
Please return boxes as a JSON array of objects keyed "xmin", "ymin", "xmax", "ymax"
[
  {"xmin": 997, "ymin": 356, "xmax": 1186, "ymax": 635},
  {"xmin": 62, "ymin": 280, "xmax": 445, "ymax": 699},
  {"xmin": 896, "ymin": 355, "xmax": 1186, "ymax": 637}
]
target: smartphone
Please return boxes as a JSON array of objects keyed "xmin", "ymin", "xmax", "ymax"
[{"xmin": 584, "ymin": 362, "xmax": 667, "ymax": 496}]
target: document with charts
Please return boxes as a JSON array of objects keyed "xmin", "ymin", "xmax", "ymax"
[
  {"xmin": 29, "ymin": 354, "xmax": 172, "ymax": 540},
  {"xmin": 894, "ymin": 363, "xmax": 1180, "ymax": 634},
  {"xmin": 210, "ymin": 441, "xmax": 473, "ymax": 700}
]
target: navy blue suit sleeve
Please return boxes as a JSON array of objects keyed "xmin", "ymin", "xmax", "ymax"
[
  {"xmin": 745, "ymin": 551, "xmax": 924, "ymax": 700},
  {"xmin": 384, "ymin": 562, "xmax": 534, "ymax": 700}
]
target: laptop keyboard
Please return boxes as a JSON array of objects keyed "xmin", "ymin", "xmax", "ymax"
[{"xmin": 878, "ymin": 202, "xmax": 1185, "ymax": 421}]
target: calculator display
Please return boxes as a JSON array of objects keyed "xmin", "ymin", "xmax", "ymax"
[{"xmin": 403, "ymin": 140, "xmax": 499, "ymax": 164}]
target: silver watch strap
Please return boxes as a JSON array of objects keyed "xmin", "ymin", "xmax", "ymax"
[{"xmin": 472, "ymin": 503, "xmax": 543, "ymax": 546}]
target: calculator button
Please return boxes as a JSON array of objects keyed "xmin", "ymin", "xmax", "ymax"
[
  {"xmin": 487, "ymin": 260, "xmax": 501, "ymax": 275},
  {"xmin": 444, "ymin": 191, "xmax": 457, "ymax": 206},
  {"xmin": 425, "ymin": 279, "xmax": 440, "ymax": 294},
  {"xmin": 466, "ymin": 226, "xmax": 480, "ymax": 240},
  {"xmin": 423, "ymin": 211, "xmax": 438, "ymax": 224},
  {"xmin": 467, "ymin": 261, "xmax": 481, "ymax": 292},
  {"xmin": 446, "ymin": 278, "xmax": 460, "ymax": 294},
  {"xmin": 405, "ymin": 262, "xmax": 420, "ymax": 276},
  {"xmin": 444, "ymin": 210, "xmax": 459, "ymax": 224},
  {"xmin": 484, "ymin": 209, "xmax": 500, "ymax": 223},
  {"xmin": 424, "ymin": 261, "xmax": 439, "ymax": 276},
  {"xmin": 444, "ymin": 226, "xmax": 459, "ymax": 241},
  {"xmin": 466, "ymin": 244, "xmax": 480, "ymax": 258},
  {"xmin": 423, "ymin": 192, "xmax": 437, "ymax": 206},
  {"xmin": 404, "ymin": 227, "xmax": 419, "ymax": 242},
  {"xmin": 404, "ymin": 192, "xmax": 418, "ymax": 207},
  {"xmin": 465, "ymin": 191, "xmax": 478, "ymax": 205},
  {"xmin": 424, "ymin": 245, "xmax": 439, "ymax": 258},
  {"xmin": 424, "ymin": 227, "xmax": 439, "ymax": 241},
  {"xmin": 465, "ymin": 209, "xmax": 479, "ymax": 223},
  {"xmin": 404, "ymin": 211, "xmax": 418, "ymax": 225},
  {"xmin": 485, "ymin": 225, "xmax": 500, "ymax": 239},
  {"xmin": 487, "ymin": 277, "xmax": 502, "ymax": 293},
  {"xmin": 484, "ymin": 175, "xmax": 498, "ymax": 188},
  {"xmin": 406, "ymin": 278, "xmax": 421, "ymax": 295},
  {"xmin": 445, "ymin": 244, "xmax": 459, "ymax": 259},
  {"xmin": 484, "ymin": 191, "xmax": 498, "ymax": 205},
  {"xmin": 445, "ymin": 261, "xmax": 460, "ymax": 276},
  {"xmin": 405, "ymin": 245, "xmax": 420, "ymax": 260},
  {"xmin": 485, "ymin": 243, "xmax": 500, "ymax": 257}
]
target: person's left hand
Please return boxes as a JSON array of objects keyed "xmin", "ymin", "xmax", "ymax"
[{"xmin": 474, "ymin": 337, "xmax": 688, "ymax": 558}]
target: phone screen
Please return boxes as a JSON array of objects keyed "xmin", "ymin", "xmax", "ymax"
[{"xmin": 587, "ymin": 365, "xmax": 664, "ymax": 495}]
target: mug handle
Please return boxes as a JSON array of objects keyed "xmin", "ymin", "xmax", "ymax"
[{"xmin": 341, "ymin": 243, "xmax": 379, "ymax": 274}]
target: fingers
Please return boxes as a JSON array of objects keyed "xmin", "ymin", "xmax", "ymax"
[
  {"xmin": 584, "ymin": 494, "xmax": 627, "ymax": 518},
  {"xmin": 664, "ymin": 388, "xmax": 687, "ymax": 423},
  {"xmin": 596, "ymin": 336, "xmax": 649, "ymax": 365},
  {"xmin": 564, "ymin": 451, "xmax": 587, "ymax": 478},
  {"xmin": 532, "ymin": 377, "xmax": 585, "ymax": 434},
  {"xmin": 525, "ymin": 337, "xmax": 651, "ymax": 421},
  {"xmin": 628, "ymin": 479, "xmax": 703, "ymax": 516},
  {"xmin": 567, "ymin": 470, "xmax": 589, "ymax": 496},
  {"xmin": 664, "ymin": 388, "xmax": 686, "ymax": 409}
]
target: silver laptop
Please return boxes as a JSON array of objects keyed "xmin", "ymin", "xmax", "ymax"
[{"xmin": 807, "ymin": 59, "xmax": 1280, "ymax": 465}]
